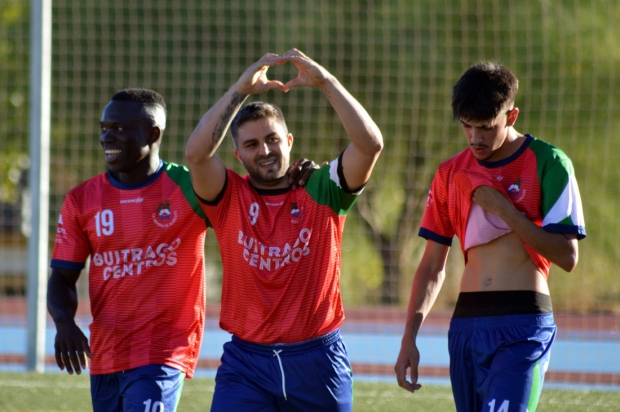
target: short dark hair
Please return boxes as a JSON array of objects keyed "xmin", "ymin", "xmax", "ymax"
[
  {"xmin": 230, "ymin": 102, "xmax": 288, "ymax": 149},
  {"xmin": 110, "ymin": 88, "xmax": 167, "ymax": 130},
  {"xmin": 451, "ymin": 62, "xmax": 519, "ymax": 122},
  {"xmin": 111, "ymin": 88, "xmax": 166, "ymax": 108}
]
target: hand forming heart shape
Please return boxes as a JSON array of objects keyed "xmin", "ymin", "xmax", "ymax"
[{"xmin": 235, "ymin": 48, "xmax": 332, "ymax": 96}]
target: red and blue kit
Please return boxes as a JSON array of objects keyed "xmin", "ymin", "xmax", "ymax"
[
  {"xmin": 51, "ymin": 162, "xmax": 209, "ymax": 378},
  {"xmin": 200, "ymin": 155, "xmax": 361, "ymax": 344},
  {"xmin": 420, "ymin": 134, "xmax": 586, "ymax": 277},
  {"xmin": 421, "ymin": 135, "xmax": 586, "ymax": 411}
]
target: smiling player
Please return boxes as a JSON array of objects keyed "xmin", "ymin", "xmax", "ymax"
[
  {"xmin": 48, "ymin": 89, "xmax": 210, "ymax": 411},
  {"xmin": 47, "ymin": 88, "xmax": 319, "ymax": 412},
  {"xmin": 185, "ymin": 49, "xmax": 383, "ymax": 411}
]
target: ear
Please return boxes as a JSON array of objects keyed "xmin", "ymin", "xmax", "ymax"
[
  {"xmin": 287, "ymin": 133, "xmax": 294, "ymax": 148},
  {"xmin": 148, "ymin": 126, "xmax": 162, "ymax": 144},
  {"xmin": 506, "ymin": 108, "xmax": 519, "ymax": 127},
  {"xmin": 234, "ymin": 150, "xmax": 241, "ymax": 162}
]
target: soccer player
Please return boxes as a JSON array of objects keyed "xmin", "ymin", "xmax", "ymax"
[
  {"xmin": 394, "ymin": 63, "xmax": 586, "ymax": 411},
  {"xmin": 47, "ymin": 89, "xmax": 209, "ymax": 411},
  {"xmin": 47, "ymin": 88, "xmax": 318, "ymax": 412},
  {"xmin": 185, "ymin": 49, "xmax": 383, "ymax": 411}
]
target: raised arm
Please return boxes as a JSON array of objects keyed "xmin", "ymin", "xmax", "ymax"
[
  {"xmin": 185, "ymin": 53, "xmax": 287, "ymax": 201},
  {"xmin": 282, "ymin": 49, "xmax": 383, "ymax": 190}
]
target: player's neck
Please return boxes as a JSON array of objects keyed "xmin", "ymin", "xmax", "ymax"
[
  {"xmin": 110, "ymin": 156, "xmax": 162, "ymax": 185},
  {"xmin": 493, "ymin": 128, "xmax": 525, "ymax": 161}
]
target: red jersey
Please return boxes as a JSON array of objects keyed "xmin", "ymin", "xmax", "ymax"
[
  {"xmin": 420, "ymin": 135, "xmax": 585, "ymax": 278},
  {"xmin": 51, "ymin": 162, "xmax": 209, "ymax": 378},
  {"xmin": 200, "ymin": 156, "xmax": 360, "ymax": 344}
]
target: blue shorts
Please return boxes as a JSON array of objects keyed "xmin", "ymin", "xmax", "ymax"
[
  {"xmin": 90, "ymin": 364, "xmax": 185, "ymax": 412},
  {"xmin": 211, "ymin": 329, "xmax": 353, "ymax": 412},
  {"xmin": 448, "ymin": 312, "xmax": 556, "ymax": 412}
]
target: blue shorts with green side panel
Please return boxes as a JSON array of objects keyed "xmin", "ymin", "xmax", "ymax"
[{"xmin": 448, "ymin": 312, "xmax": 556, "ymax": 412}]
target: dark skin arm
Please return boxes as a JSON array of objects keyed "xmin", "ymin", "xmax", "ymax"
[
  {"xmin": 287, "ymin": 158, "xmax": 326, "ymax": 189},
  {"xmin": 47, "ymin": 267, "xmax": 92, "ymax": 375}
]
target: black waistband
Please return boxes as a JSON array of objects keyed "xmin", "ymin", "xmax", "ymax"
[{"xmin": 453, "ymin": 291, "xmax": 552, "ymax": 318}]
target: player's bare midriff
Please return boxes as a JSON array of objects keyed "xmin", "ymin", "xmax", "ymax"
[{"xmin": 460, "ymin": 231, "xmax": 550, "ymax": 294}]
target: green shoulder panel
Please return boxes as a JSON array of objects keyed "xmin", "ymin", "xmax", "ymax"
[
  {"xmin": 528, "ymin": 137, "xmax": 575, "ymax": 217},
  {"xmin": 303, "ymin": 162, "xmax": 360, "ymax": 216},
  {"xmin": 164, "ymin": 162, "xmax": 211, "ymax": 225}
]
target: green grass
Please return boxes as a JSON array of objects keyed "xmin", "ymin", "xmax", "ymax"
[{"xmin": 0, "ymin": 372, "xmax": 618, "ymax": 411}]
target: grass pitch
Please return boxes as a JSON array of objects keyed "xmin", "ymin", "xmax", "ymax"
[{"xmin": 0, "ymin": 371, "xmax": 618, "ymax": 411}]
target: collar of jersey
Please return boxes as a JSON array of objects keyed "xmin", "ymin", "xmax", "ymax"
[
  {"xmin": 106, "ymin": 160, "xmax": 165, "ymax": 190},
  {"xmin": 476, "ymin": 134, "xmax": 533, "ymax": 169},
  {"xmin": 251, "ymin": 185, "xmax": 292, "ymax": 196}
]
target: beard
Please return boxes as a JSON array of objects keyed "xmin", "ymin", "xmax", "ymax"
[{"xmin": 245, "ymin": 154, "xmax": 290, "ymax": 188}]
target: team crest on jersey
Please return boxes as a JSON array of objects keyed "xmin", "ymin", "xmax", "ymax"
[
  {"xmin": 290, "ymin": 202, "xmax": 303, "ymax": 223},
  {"xmin": 507, "ymin": 178, "xmax": 526, "ymax": 203},
  {"xmin": 508, "ymin": 178, "xmax": 522, "ymax": 197},
  {"xmin": 153, "ymin": 200, "xmax": 178, "ymax": 228}
]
